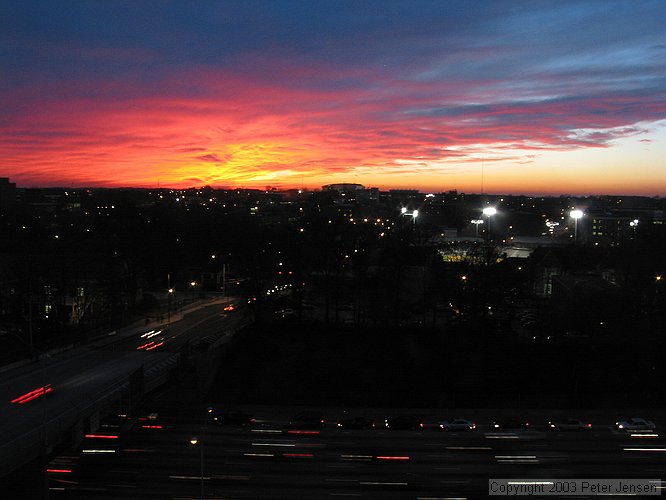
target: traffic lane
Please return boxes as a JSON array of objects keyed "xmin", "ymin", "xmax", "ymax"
[
  {"xmin": 52, "ymin": 445, "xmax": 665, "ymax": 498},
  {"xmin": 99, "ymin": 305, "xmax": 243, "ymax": 353},
  {"xmin": 0, "ymin": 351, "xmax": 171, "ymax": 444},
  {"xmin": 74, "ymin": 445, "xmax": 666, "ymax": 500},
  {"xmin": 107, "ymin": 422, "xmax": 666, "ymax": 473}
]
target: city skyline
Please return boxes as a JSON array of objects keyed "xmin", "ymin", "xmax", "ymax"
[{"xmin": 1, "ymin": 1, "xmax": 665, "ymax": 195}]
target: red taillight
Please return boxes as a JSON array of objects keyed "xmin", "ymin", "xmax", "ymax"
[
  {"xmin": 525, "ymin": 422, "xmax": 530, "ymax": 426},
  {"xmin": 419, "ymin": 423, "xmax": 424, "ymax": 428},
  {"xmin": 587, "ymin": 423, "xmax": 592, "ymax": 427},
  {"xmin": 84, "ymin": 434, "xmax": 118, "ymax": 439},
  {"xmin": 47, "ymin": 469, "xmax": 72, "ymax": 474},
  {"xmin": 11, "ymin": 384, "xmax": 53, "ymax": 404}
]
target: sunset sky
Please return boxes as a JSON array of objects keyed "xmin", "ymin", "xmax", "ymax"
[{"xmin": 1, "ymin": 1, "xmax": 665, "ymax": 195}]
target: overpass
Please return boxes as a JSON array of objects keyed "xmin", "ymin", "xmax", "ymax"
[{"xmin": 0, "ymin": 296, "xmax": 250, "ymax": 498}]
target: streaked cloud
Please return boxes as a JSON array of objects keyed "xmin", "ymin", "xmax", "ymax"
[{"xmin": 1, "ymin": 0, "xmax": 665, "ymax": 194}]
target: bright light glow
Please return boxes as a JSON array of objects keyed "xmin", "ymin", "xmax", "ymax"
[
  {"xmin": 401, "ymin": 207, "xmax": 407, "ymax": 214},
  {"xmin": 85, "ymin": 434, "xmax": 118, "ymax": 439},
  {"xmin": 482, "ymin": 207, "xmax": 497, "ymax": 216},
  {"xmin": 471, "ymin": 219, "xmax": 484, "ymax": 225},
  {"xmin": 570, "ymin": 209, "xmax": 584, "ymax": 219},
  {"xmin": 190, "ymin": 437, "xmax": 199, "ymax": 445},
  {"xmin": 413, "ymin": 209, "xmax": 419, "ymax": 218}
]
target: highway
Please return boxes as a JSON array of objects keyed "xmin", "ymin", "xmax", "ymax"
[
  {"xmin": 0, "ymin": 297, "xmax": 246, "ymax": 479},
  {"xmin": 47, "ymin": 404, "xmax": 666, "ymax": 499}
]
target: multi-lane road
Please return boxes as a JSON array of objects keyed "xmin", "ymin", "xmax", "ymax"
[
  {"xmin": 47, "ymin": 404, "xmax": 666, "ymax": 499},
  {"xmin": 0, "ymin": 297, "xmax": 246, "ymax": 480}
]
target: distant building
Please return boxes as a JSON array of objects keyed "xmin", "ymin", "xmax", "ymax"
[
  {"xmin": 322, "ymin": 183, "xmax": 365, "ymax": 193},
  {"xmin": 529, "ymin": 247, "xmax": 614, "ymax": 298}
]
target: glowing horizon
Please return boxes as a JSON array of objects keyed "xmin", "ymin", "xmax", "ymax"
[{"xmin": 2, "ymin": 1, "xmax": 665, "ymax": 196}]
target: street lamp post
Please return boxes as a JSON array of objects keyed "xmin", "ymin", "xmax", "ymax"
[
  {"xmin": 167, "ymin": 287, "xmax": 174, "ymax": 324},
  {"xmin": 482, "ymin": 207, "xmax": 497, "ymax": 240},
  {"xmin": 471, "ymin": 219, "xmax": 484, "ymax": 238},
  {"xmin": 399, "ymin": 207, "xmax": 418, "ymax": 233},
  {"xmin": 570, "ymin": 209, "xmax": 583, "ymax": 245},
  {"xmin": 190, "ymin": 437, "xmax": 204, "ymax": 500}
]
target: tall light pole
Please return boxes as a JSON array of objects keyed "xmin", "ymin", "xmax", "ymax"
[
  {"xmin": 471, "ymin": 219, "xmax": 484, "ymax": 238},
  {"xmin": 570, "ymin": 209, "xmax": 583, "ymax": 245},
  {"xmin": 190, "ymin": 437, "xmax": 204, "ymax": 500},
  {"xmin": 167, "ymin": 287, "xmax": 174, "ymax": 324},
  {"xmin": 482, "ymin": 207, "xmax": 497, "ymax": 240}
]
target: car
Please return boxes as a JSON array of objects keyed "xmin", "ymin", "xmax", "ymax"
[
  {"xmin": 615, "ymin": 418, "xmax": 656, "ymax": 432},
  {"xmin": 439, "ymin": 418, "xmax": 477, "ymax": 431},
  {"xmin": 213, "ymin": 411, "xmax": 255, "ymax": 426},
  {"xmin": 337, "ymin": 417, "xmax": 375, "ymax": 429},
  {"xmin": 547, "ymin": 418, "xmax": 592, "ymax": 431},
  {"xmin": 384, "ymin": 415, "xmax": 424, "ymax": 430},
  {"xmin": 492, "ymin": 418, "xmax": 530, "ymax": 430},
  {"xmin": 290, "ymin": 411, "xmax": 325, "ymax": 429}
]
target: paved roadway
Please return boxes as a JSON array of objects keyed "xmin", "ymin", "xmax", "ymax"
[
  {"xmin": 0, "ymin": 298, "xmax": 245, "ymax": 478},
  {"xmin": 47, "ymin": 404, "xmax": 666, "ymax": 499}
]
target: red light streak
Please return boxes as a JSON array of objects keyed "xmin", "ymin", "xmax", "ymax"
[
  {"xmin": 145, "ymin": 341, "xmax": 164, "ymax": 351},
  {"xmin": 287, "ymin": 430, "xmax": 320, "ymax": 435},
  {"xmin": 84, "ymin": 434, "xmax": 118, "ymax": 439},
  {"xmin": 141, "ymin": 425, "xmax": 163, "ymax": 429},
  {"xmin": 283, "ymin": 453, "xmax": 313, "ymax": 458},
  {"xmin": 11, "ymin": 384, "xmax": 53, "ymax": 404},
  {"xmin": 47, "ymin": 469, "xmax": 72, "ymax": 473},
  {"xmin": 376, "ymin": 456, "xmax": 410, "ymax": 460},
  {"xmin": 136, "ymin": 341, "xmax": 155, "ymax": 350}
]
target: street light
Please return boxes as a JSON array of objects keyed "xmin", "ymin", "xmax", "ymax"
[
  {"xmin": 190, "ymin": 437, "xmax": 204, "ymax": 500},
  {"xmin": 482, "ymin": 207, "xmax": 497, "ymax": 240},
  {"xmin": 570, "ymin": 209, "xmax": 583, "ymax": 244},
  {"xmin": 167, "ymin": 287, "xmax": 174, "ymax": 324},
  {"xmin": 471, "ymin": 219, "xmax": 484, "ymax": 238}
]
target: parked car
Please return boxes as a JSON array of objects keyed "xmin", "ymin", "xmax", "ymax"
[
  {"xmin": 384, "ymin": 415, "xmax": 424, "ymax": 430},
  {"xmin": 439, "ymin": 418, "xmax": 476, "ymax": 431},
  {"xmin": 492, "ymin": 417, "xmax": 530, "ymax": 430},
  {"xmin": 290, "ymin": 411, "xmax": 325, "ymax": 429},
  {"xmin": 615, "ymin": 418, "xmax": 656, "ymax": 431},
  {"xmin": 547, "ymin": 418, "xmax": 592, "ymax": 431},
  {"xmin": 337, "ymin": 417, "xmax": 375, "ymax": 429}
]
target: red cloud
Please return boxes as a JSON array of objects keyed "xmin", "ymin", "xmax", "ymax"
[{"xmin": 1, "ymin": 65, "xmax": 665, "ymax": 190}]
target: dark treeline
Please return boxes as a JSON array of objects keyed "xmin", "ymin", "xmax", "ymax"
[{"xmin": 1, "ymin": 187, "xmax": 665, "ymax": 407}]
